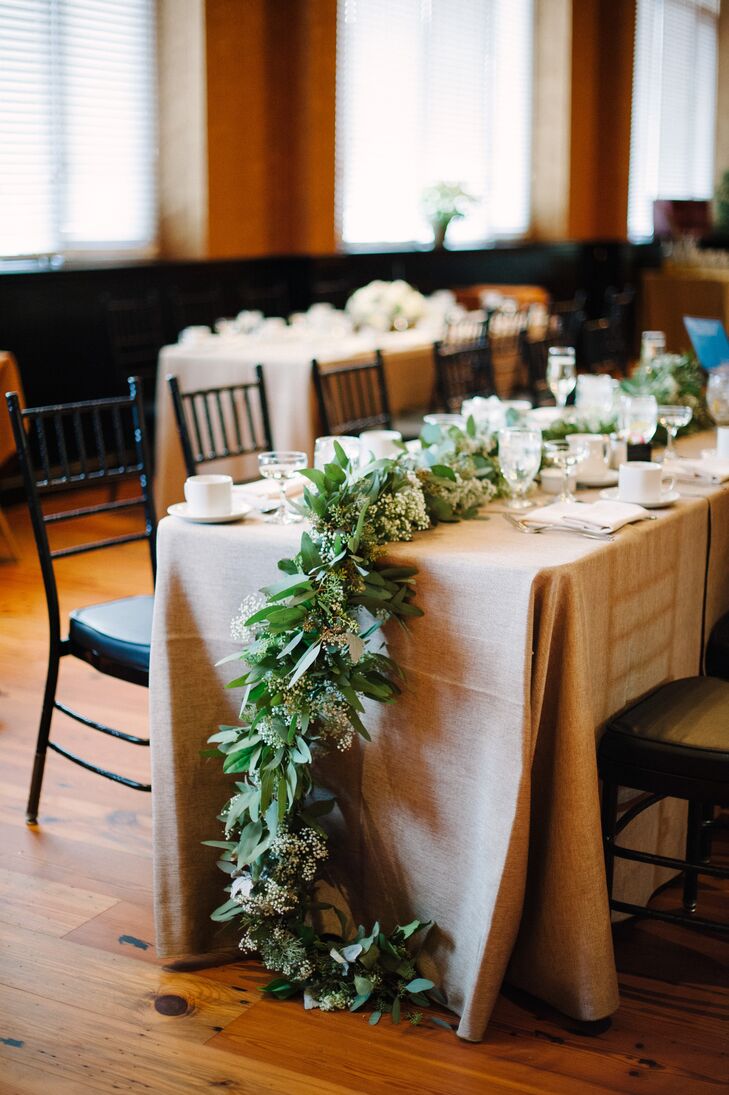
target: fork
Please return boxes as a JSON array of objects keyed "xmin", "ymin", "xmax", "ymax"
[{"xmin": 501, "ymin": 512, "xmax": 615, "ymax": 542}]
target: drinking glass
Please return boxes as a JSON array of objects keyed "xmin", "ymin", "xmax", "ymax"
[
  {"xmin": 617, "ymin": 394, "xmax": 658, "ymax": 444},
  {"xmin": 640, "ymin": 331, "xmax": 666, "ymax": 369},
  {"xmin": 707, "ymin": 366, "xmax": 729, "ymax": 457},
  {"xmin": 498, "ymin": 428, "xmax": 542, "ymax": 509},
  {"xmin": 314, "ymin": 435, "xmax": 361, "ymax": 471},
  {"xmin": 544, "ymin": 439, "xmax": 588, "ymax": 502},
  {"xmin": 657, "ymin": 405, "xmax": 692, "ymax": 461},
  {"xmin": 257, "ymin": 451, "xmax": 307, "ymax": 524},
  {"xmin": 546, "ymin": 347, "xmax": 576, "ymax": 409}
]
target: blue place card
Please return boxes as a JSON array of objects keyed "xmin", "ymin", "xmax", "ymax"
[{"xmin": 683, "ymin": 316, "xmax": 729, "ymax": 370}]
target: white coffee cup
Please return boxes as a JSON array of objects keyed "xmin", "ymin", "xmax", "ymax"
[
  {"xmin": 617, "ymin": 462, "xmax": 674, "ymax": 504},
  {"xmin": 178, "ymin": 325, "xmax": 212, "ymax": 344},
  {"xmin": 568, "ymin": 433, "xmax": 609, "ymax": 478},
  {"xmin": 360, "ymin": 429, "xmax": 403, "ymax": 460},
  {"xmin": 184, "ymin": 474, "xmax": 233, "ymax": 516}
]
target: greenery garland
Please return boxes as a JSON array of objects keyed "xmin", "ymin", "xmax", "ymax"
[{"xmin": 207, "ymin": 421, "xmax": 503, "ymax": 1026}]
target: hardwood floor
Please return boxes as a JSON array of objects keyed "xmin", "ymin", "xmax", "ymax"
[{"xmin": 0, "ymin": 496, "xmax": 727, "ymax": 1094}]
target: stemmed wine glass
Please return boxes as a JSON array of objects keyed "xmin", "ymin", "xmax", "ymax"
[
  {"xmin": 258, "ymin": 451, "xmax": 307, "ymax": 524},
  {"xmin": 543, "ymin": 439, "xmax": 588, "ymax": 503},
  {"xmin": 498, "ymin": 428, "xmax": 542, "ymax": 509},
  {"xmin": 546, "ymin": 347, "xmax": 576, "ymax": 409},
  {"xmin": 657, "ymin": 405, "xmax": 692, "ymax": 462}
]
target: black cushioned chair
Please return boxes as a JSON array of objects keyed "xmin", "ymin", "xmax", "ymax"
[
  {"xmin": 706, "ymin": 613, "xmax": 729, "ymax": 680},
  {"xmin": 167, "ymin": 368, "xmax": 273, "ymax": 478},
  {"xmin": 598, "ymin": 676, "xmax": 729, "ymax": 933},
  {"xmin": 312, "ymin": 353, "xmax": 392, "ymax": 436},
  {"xmin": 5, "ymin": 378, "xmax": 156, "ymax": 823}
]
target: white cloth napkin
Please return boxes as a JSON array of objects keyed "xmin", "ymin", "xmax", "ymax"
[
  {"xmin": 524, "ymin": 500, "xmax": 651, "ymax": 534},
  {"xmin": 664, "ymin": 456, "xmax": 729, "ymax": 484},
  {"xmin": 233, "ymin": 475, "xmax": 306, "ymax": 503}
]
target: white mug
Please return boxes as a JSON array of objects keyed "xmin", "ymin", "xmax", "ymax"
[
  {"xmin": 568, "ymin": 433, "xmax": 609, "ymax": 478},
  {"xmin": 360, "ymin": 429, "xmax": 403, "ymax": 460},
  {"xmin": 184, "ymin": 474, "xmax": 233, "ymax": 516},
  {"xmin": 618, "ymin": 462, "xmax": 674, "ymax": 504},
  {"xmin": 178, "ymin": 325, "xmax": 212, "ymax": 344}
]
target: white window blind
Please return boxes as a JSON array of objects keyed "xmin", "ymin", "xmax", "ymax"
[
  {"xmin": 627, "ymin": 0, "xmax": 720, "ymax": 240},
  {"xmin": 336, "ymin": 0, "xmax": 534, "ymax": 248},
  {"xmin": 0, "ymin": 0, "xmax": 157, "ymax": 259}
]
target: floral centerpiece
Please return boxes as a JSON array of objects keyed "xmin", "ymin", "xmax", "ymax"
[
  {"xmin": 620, "ymin": 351, "xmax": 712, "ymax": 434},
  {"xmin": 207, "ymin": 422, "xmax": 504, "ymax": 1028},
  {"xmin": 345, "ymin": 279, "xmax": 427, "ymax": 333}
]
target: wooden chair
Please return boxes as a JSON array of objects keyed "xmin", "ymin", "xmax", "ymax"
[
  {"xmin": 433, "ymin": 339, "xmax": 495, "ymax": 412},
  {"xmin": 5, "ymin": 378, "xmax": 156, "ymax": 823},
  {"xmin": 167, "ymin": 367, "xmax": 274, "ymax": 478},
  {"xmin": 442, "ymin": 310, "xmax": 490, "ymax": 346},
  {"xmin": 598, "ymin": 676, "xmax": 729, "ymax": 933},
  {"xmin": 312, "ymin": 353, "xmax": 392, "ymax": 436},
  {"xmin": 520, "ymin": 334, "xmax": 559, "ymax": 406},
  {"xmin": 550, "ymin": 292, "xmax": 587, "ymax": 347}
]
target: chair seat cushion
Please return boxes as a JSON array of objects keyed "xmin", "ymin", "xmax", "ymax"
[
  {"xmin": 706, "ymin": 612, "xmax": 729, "ymax": 681},
  {"xmin": 69, "ymin": 595, "xmax": 153, "ymax": 676},
  {"xmin": 600, "ymin": 676, "xmax": 729, "ymax": 784}
]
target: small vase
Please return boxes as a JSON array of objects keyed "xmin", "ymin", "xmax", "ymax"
[{"xmin": 431, "ymin": 220, "xmax": 450, "ymax": 250}]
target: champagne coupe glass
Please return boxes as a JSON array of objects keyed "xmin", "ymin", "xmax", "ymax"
[
  {"xmin": 707, "ymin": 366, "xmax": 729, "ymax": 458},
  {"xmin": 617, "ymin": 394, "xmax": 658, "ymax": 445},
  {"xmin": 547, "ymin": 347, "xmax": 577, "ymax": 409},
  {"xmin": 258, "ymin": 451, "xmax": 307, "ymax": 524},
  {"xmin": 543, "ymin": 439, "xmax": 588, "ymax": 503},
  {"xmin": 498, "ymin": 428, "xmax": 542, "ymax": 509},
  {"xmin": 657, "ymin": 405, "xmax": 692, "ymax": 461},
  {"xmin": 314, "ymin": 435, "xmax": 361, "ymax": 471}
]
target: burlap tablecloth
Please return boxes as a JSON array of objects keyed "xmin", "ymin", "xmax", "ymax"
[
  {"xmin": 154, "ymin": 328, "xmax": 525, "ymax": 514},
  {"xmin": 150, "ymin": 435, "xmax": 729, "ymax": 1041}
]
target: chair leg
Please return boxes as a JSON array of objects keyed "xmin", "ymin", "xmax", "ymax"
[
  {"xmin": 601, "ymin": 779, "xmax": 619, "ymax": 900},
  {"xmin": 26, "ymin": 649, "xmax": 60, "ymax": 824},
  {"xmin": 683, "ymin": 801, "xmax": 704, "ymax": 914}
]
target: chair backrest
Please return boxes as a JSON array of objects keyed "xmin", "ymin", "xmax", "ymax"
[
  {"xmin": 312, "ymin": 352, "xmax": 392, "ymax": 435},
  {"xmin": 102, "ymin": 291, "xmax": 165, "ymax": 382},
  {"xmin": 5, "ymin": 377, "xmax": 157, "ymax": 640},
  {"xmin": 433, "ymin": 339, "xmax": 495, "ymax": 412},
  {"xmin": 167, "ymin": 366, "xmax": 274, "ymax": 478},
  {"xmin": 521, "ymin": 333, "xmax": 561, "ymax": 405},
  {"xmin": 169, "ymin": 286, "xmax": 225, "ymax": 333},
  {"xmin": 442, "ymin": 310, "xmax": 490, "ymax": 346},
  {"xmin": 581, "ymin": 318, "xmax": 622, "ymax": 373},
  {"xmin": 550, "ymin": 293, "xmax": 587, "ymax": 347}
]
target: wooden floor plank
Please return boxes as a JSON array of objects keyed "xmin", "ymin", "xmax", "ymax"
[{"xmin": 1, "ymin": 494, "xmax": 728, "ymax": 1094}]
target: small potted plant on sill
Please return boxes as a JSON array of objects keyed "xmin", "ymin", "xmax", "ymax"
[{"xmin": 422, "ymin": 181, "xmax": 477, "ymax": 249}]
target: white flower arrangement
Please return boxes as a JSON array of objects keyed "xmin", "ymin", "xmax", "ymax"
[{"xmin": 345, "ymin": 279, "xmax": 427, "ymax": 332}]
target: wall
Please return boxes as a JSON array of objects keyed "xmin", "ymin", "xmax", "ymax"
[{"xmin": 158, "ymin": 0, "xmax": 641, "ymax": 258}]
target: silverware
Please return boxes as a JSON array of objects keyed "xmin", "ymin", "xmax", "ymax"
[{"xmin": 501, "ymin": 512, "xmax": 615, "ymax": 542}]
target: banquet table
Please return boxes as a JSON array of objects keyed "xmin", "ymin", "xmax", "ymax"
[
  {"xmin": 154, "ymin": 324, "xmax": 527, "ymax": 514},
  {"xmin": 149, "ymin": 433, "xmax": 729, "ymax": 1042}
]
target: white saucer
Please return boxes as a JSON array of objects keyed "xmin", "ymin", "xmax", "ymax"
[
  {"xmin": 598, "ymin": 487, "xmax": 680, "ymax": 508},
  {"xmin": 167, "ymin": 502, "xmax": 252, "ymax": 524},
  {"xmin": 577, "ymin": 470, "xmax": 619, "ymax": 488}
]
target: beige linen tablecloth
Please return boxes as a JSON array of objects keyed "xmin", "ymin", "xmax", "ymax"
[
  {"xmin": 150, "ymin": 435, "xmax": 729, "ymax": 1041},
  {"xmin": 154, "ymin": 328, "xmax": 525, "ymax": 514}
]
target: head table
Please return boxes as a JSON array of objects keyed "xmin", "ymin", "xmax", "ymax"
[
  {"xmin": 149, "ymin": 433, "xmax": 729, "ymax": 1042},
  {"xmin": 154, "ymin": 322, "xmax": 526, "ymax": 515}
]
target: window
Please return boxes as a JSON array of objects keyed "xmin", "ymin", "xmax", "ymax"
[
  {"xmin": 627, "ymin": 0, "xmax": 720, "ymax": 241},
  {"xmin": 336, "ymin": 0, "xmax": 534, "ymax": 248},
  {"xmin": 0, "ymin": 0, "xmax": 157, "ymax": 259}
]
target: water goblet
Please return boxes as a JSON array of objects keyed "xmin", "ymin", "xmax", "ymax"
[
  {"xmin": 707, "ymin": 366, "xmax": 729, "ymax": 458},
  {"xmin": 498, "ymin": 428, "xmax": 542, "ymax": 509},
  {"xmin": 544, "ymin": 439, "xmax": 588, "ymax": 503},
  {"xmin": 314, "ymin": 435, "xmax": 361, "ymax": 471},
  {"xmin": 257, "ymin": 451, "xmax": 307, "ymax": 524},
  {"xmin": 546, "ymin": 347, "xmax": 576, "ymax": 409},
  {"xmin": 617, "ymin": 394, "xmax": 658, "ymax": 445},
  {"xmin": 657, "ymin": 405, "xmax": 692, "ymax": 461}
]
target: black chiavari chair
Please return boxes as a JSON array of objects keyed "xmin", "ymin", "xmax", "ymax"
[
  {"xmin": 312, "ymin": 352, "xmax": 392, "ymax": 436},
  {"xmin": 433, "ymin": 339, "xmax": 495, "ymax": 412},
  {"xmin": 550, "ymin": 292, "xmax": 587, "ymax": 347},
  {"xmin": 581, "ymin": 318, "xmax": 624, "ymax": 374},
  {"xmin": 520, "ymin": 333, "xmax": 567, "ymax": 406},
  {"xmin": 5, "ymin": 378, "xmax": 156, "ymax": 823},
  {"xmin": 167, "ymin": 366, "xmax": 274, "ymax": 478},
  {"xmin": 442, "ymin": 310, "xmax": 490, "ymax": 346}
]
